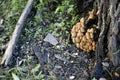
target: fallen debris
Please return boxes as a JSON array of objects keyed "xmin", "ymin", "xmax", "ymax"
[
  {"xmin": 44, "ymin": 33, "xmax": 58, "ymax": 45},
  {"xmin": 33, "ymin": 46, "xmax": 48, "ymax": 66},
  {"xmin": 1, "ymin": 0, "xmax": 34, "ymax": 65}
]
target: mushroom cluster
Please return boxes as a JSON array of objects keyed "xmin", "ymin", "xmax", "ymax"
[{"xmin": 71, "ymin": 10, "xmax": 99, "ymax": 52}]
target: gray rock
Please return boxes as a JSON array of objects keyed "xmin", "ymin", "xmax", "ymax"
[
  {"xmin": 69, "ymin": 76, "xmax": 75, "ymax": 80},
  {"xmin": 0, "ymin": 19, "xmax": 3, "ymax": 25},
  {"xmin": 18, "ymin": 60, "xmax": 23, "ymax": 66},
  {"xmin": 102, "ymin": 62, "xmax": 109, "ymax": 67},
  {"xmin": 54, "ymin": 65, "xmax": 62, "ymax": 69},
  {"xmin": 44, "ymin": 33, "xmax": 58, "ymax": 45},
  {"xmin": 99, "ymin": 77, "xmax": 107, "ymax": 80}
]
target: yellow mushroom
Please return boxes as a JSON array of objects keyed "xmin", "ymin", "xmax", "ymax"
[
  {"xmin": 75, "ymin": 37, "xmax": 80, "ymax": 43},
  {"xmin": 72, "ymin": 37, "xmax": 76, "ymax": 43},
  {"xmin": 80, "ymin": 27, "xmax": 85, "ymax": 33},
  {"xmin": 88, "ymin": 10, "xmax": 95, "ymax": 20},
  {"xmin": 86, "ymin": 32, "xmax": 90, "ymax": 40},
  {"xmin": 90, "ymin": 32, "xmax": 94, "ymax": 39},
  {"xmin": 71, "ymin": 10, "xmax": 98, "ymax": 53},
  {"xmin": 76, "ymin": 43, "xmax": 80, "ymax": 48},
  {"xmin": 71, "ymin": 32, "xmax": 76, "ymax": 38},
  {"xmin": 80, "ymin": 17, "xmax": 85, "ymax": 28}
]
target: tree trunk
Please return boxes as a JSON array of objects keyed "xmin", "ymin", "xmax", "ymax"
[{"xmin": 94, "ymin": 0, "xmax": 120, "ymax": 66}]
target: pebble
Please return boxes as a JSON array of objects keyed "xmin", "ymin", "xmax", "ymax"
[
  {"xmin": 56, "ymin": 45, "xmax": 61, "ymax": 49},
  {"xmin": 69, "ymin": 76, "xmax": 75, "ymax": 80},
  {"xmin": 44, "ymin": 33, "xmax": 58, "ymax": 45},
  {"xmin": 99, "ymin": 77, "xmax": 107, "ymax": 80},
  {"xmin": 26, "ymin": 41, "xmax": 29, "ymax": 44},
  {"xmin": 0, "ymin": 19, "xmax": 3, "ymax": 25},
  {"xmin": 18, "ymin": 60, "xmax": 23, "ymax": 66},
  {"xmin": 71, "ymin": 53, "xmax": 78, "ymax": 57},
  {"xmin": 102, "ymin": 62, "xmax": 109, "ymax": 67},
  {"xmin": 70, "ymin": 61, "xmax": 74, "ymax": 63},
  {"xmin": 55, "ymin": 65, "xmax": 62, "ymax": 69}
]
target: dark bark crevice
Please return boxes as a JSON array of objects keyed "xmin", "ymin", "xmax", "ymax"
[
  {"xmin": 94, "ymin": 0, "xmax": 120, "ymax": 66},
  {"xmin": 95, "ymin": 0, "xmax": 109, "ymax": 61}
]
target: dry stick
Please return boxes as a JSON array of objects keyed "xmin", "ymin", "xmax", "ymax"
[{"xmin": 1, "ymin": 0, "xmax": 34, "ymax": 65}]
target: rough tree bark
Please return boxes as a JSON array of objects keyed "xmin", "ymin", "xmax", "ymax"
[{"xmin": 94, "ymin": 0, "xmax": 120, "ymax": 66}]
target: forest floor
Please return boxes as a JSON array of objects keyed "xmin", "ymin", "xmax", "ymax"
[{"xmin": 0, "ymin": 0, "xmax": 117, "ymax": 80}]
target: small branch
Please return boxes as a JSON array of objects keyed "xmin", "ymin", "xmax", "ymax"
[{"xmin": 1, "ymin": 0, "xmax": 34, "ymax": 65}]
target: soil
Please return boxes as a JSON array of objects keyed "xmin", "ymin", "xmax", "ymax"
[
  {"xmin": 0, "ymin": 1, "xmax": 119, "ymax": 80},
  {"xmin": 13, "ymin": 7, "xmax": 96, "ymax": 80}
]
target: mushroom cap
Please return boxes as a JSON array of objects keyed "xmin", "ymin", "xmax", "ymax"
[
  {"xmin": 71, "ymin": 32, "xmax": 77, "ymax": 37},
  {"xmin": 76, "ymin": 43, "xmax": 80, "ymax": 48},
  {"xmin": 88, "ymin": 10, "xmax": 95, "ymax": 20},
  {"xmin": 75, "ymin": 37, "xmax": 80, "ymax": 43},
  {"xmin": 71, "ymin": 10, "xmax": 98, "ymax": 53},
  {"xmin": 80, "ymin": 17, "xmax": 85, "ymax": 23},
  {"xmin": 71, "ymin": 23, "xmax": 97, "ymax": 52},
  {"xmin": 80, "ymin": 18, "xmax": 85, "ymax": 28},
  {"xmin": 86, "ymin": 32, "xmax": 90, "ymax": 40}
]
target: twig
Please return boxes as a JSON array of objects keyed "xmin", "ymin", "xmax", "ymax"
[{"xmin": 1, "ymin": 0, "xmax": 34, "ymax": 65}]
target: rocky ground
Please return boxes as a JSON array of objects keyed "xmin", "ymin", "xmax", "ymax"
[{"xmin": 0, "ymin": 0, "xmax": 119, "ymax": 80}]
